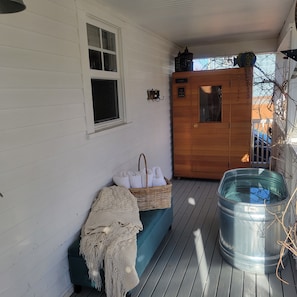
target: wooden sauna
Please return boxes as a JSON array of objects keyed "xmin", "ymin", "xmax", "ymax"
[{"xmin": 172, "ymin": 67, "xmax": 253, "ymax": 180}]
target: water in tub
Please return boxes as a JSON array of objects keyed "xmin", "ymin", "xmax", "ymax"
[{"xmin": 223, "ymin": 176, "xmax": 283, "ymax": 204}]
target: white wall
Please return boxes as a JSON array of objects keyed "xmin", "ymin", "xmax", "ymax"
[
  {"xmin": 0, "ymin": 0, "xmax": 178, "ymax": 296},
  {"xmin": 274, "ymin": 1, "xmax": 297, "ymax": 210}
]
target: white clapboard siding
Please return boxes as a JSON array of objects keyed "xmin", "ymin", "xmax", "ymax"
[
  {"xmin": 0, "ymin": 12, "xmax": 78, "ymax": 44},
  {"xmin": 0, "ymin": 47, "xmax": 81, "ymax": 73},
  {"xmin": 0, "ymin": 88, "xmax": 84, "ymax": 109},
  {"xmin": 0, "ymin": 117, "xmax": 86, "ymax": 152},
  {"xmin": 0, "ymin": 104, "xmax": 85, "ymax": 131},
  {"xmin": 0, "ymin": 0, "xmax": 178, "ymax": 296},
  {"xmin": 0, "ymin": 24, "xmax": 79, "ymax": 58},
  {"xmin": 0, "ymin": 131, "xmax": 85, "ymax": 173},
  {"xmin": 0, "ymin": 68, "xmax": 82, "ymax": 89}
]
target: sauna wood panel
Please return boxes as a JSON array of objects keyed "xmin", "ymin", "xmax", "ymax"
[{"xmin": 172, "ymin": 68, "xmax": 252, "ymax": 179}]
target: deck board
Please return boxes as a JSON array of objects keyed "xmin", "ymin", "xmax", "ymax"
[
  {"xmin": 256, "ymin": 274, "xmax": 270, "ymax": 297},
  {"xmin": 70, "ymin": 178, "xmax": 297, "ymax": 297},
  {"xmin": 243, "ymin": 272, "xmax": 256, "ymax": 296},
  {"xmin": 216, "ymin": 260, "xmax": 232, "ymax": 297},
  {"xmin": 229, "ymin": 268, "xmax": 244, "ymax": 297}
]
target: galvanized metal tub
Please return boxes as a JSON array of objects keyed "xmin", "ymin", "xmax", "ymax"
[{"xmin": 217, "ymin": 168, "xmax": 290, "ymax": 274}]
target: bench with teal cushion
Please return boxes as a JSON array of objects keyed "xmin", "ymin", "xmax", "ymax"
[{"xmin": 68, "ymin": 206, "xmax": 173, "ymax": 293}]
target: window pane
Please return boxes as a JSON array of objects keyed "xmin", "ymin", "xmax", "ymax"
[
  {"xmin": 87, "ymin": 24, "xmax": 101, "ymax": 48},
  {"xmin": 89, "ymin": 49, "xmax": 102, "ymax": 70},
  {"xmin": 103, "ymin": 53, "xmax": 117, "ymax": 71},
  {"xmin": 200, "ymin": 85, "xmax": 222, "ymax": 122},
  {"xmin": 102, "ymin": 29, "xmax": 116, "ymax": 51},
  {"xmin": 91, "ymin": 79, "xmax": 119, "ymax": 123}
]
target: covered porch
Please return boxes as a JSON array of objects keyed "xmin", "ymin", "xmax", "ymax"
[{"xmin": 71, "ymin": 178, "xmax": 297, "ymax": 297}]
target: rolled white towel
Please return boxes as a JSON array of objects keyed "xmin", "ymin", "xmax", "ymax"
[
  {"xmin": 113, "ymin": 171, "xmax": 130, "ymax": 188},
  {"xmin": 141, "ymin": 168, "xmax": 153, "ymax": 187},
  {"xmin": 152, "ymin": 166, "xmax": 167, "ymax": 186},
  {"xmin": 128, "ymin": 171, "xmax": 142, "ymax": 188}
]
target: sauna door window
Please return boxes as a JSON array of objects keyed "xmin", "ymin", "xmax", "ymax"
[{"xmin": 200, "ymin": 85, "xmax": 222, "ymax": 122}]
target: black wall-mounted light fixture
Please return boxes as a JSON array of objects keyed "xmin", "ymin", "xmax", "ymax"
[
  {"xmin": 0, "ymin": 0, "xmax": 26, "ymax": 14},
  {"xmin": 147, "ymin": 89, "xmax": 160, "ymax": 101},
  {"xmin": 281, "ymin": 49, "xmax": 297, "ymax": 62}
]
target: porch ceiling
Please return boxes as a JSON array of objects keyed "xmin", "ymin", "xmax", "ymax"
[{"xmin": 96, "ymin": 0, "xmax": 295, "ymax": 56}]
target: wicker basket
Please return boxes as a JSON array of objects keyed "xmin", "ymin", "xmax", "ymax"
[{"xmin": 129, "ymin": 153, "xmax": 172, "ymax": 211}]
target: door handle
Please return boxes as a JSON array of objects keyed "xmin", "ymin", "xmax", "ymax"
[{"xmin": 193, "ymin": 123, "xmax": 198, "ymax": 128}]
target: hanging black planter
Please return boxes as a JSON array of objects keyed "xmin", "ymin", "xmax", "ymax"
[{"xmin": 234, "ymin": 52, "xmax": 256, "ymax": 67}]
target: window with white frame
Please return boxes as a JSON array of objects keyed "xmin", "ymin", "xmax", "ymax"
[{"xmin": 80, "ymin": 15, "xmax": 125, "ymax": 133}]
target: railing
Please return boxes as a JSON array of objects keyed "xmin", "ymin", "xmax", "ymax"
[{"xmin": 251, "ymin": 119, "xmax": 273, "ymax": 168}]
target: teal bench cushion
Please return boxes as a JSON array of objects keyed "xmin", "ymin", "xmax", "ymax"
[{"xmin": 68, "ymin": 206, "xmax": 173, "ymax": 291}]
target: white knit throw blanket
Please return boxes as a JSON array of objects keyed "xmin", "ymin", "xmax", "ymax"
[{"xmin": 80, "ymin": 186, "xmax": 143, "ymax": 297}]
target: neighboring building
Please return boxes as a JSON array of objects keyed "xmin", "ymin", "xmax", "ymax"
[{"xmin": 252, "ymin": 96, "xmax": 274, "ymax": 120}]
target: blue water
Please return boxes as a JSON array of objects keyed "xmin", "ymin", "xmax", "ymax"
[{"xmin": 222, "ymin": 177, "xmax": 284, "ymax": 204}]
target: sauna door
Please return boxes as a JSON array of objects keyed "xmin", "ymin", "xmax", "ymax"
[
  {"xmin": 191, "ymin": 80, "xmax": 231, "ymax": 179},
  {"xmin": 172, "ymin": 68, "xmax": 252, "ymax": 180}
]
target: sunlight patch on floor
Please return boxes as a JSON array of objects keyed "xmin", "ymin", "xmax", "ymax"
[
  {"xmin": 193, "ymin": 228, "xmax": 209, "ymax": 295},
  {"xmin": 188, "ymin": 197, "xmax": 196, "ymax": 206}
]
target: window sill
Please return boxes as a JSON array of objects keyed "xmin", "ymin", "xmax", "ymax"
[{"xmin": 86, "ymin": 121, "xmax": 132, "ymax": 139}]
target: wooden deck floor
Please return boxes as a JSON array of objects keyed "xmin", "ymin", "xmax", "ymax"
[{"xmin": 70, "ymin": 178, "xmax": 297, "ymax": 297}]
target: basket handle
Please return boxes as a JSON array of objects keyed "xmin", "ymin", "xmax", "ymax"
[{"xmin": 138, "ymin": 153, "xmax": 148, "ymax": 188}]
